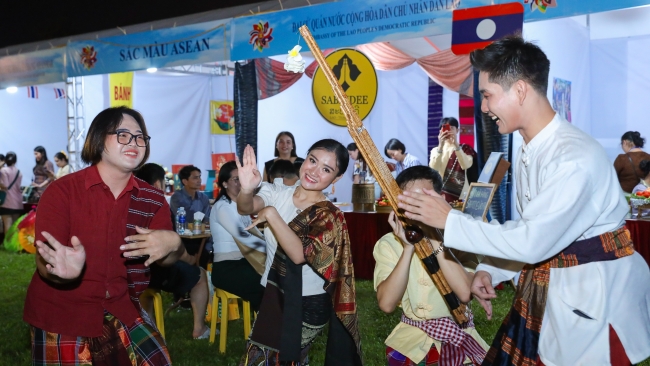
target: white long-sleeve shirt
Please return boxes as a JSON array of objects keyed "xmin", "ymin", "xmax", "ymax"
[
  {"xmin": 211, "ymin": 197, "xmax": 266, "ymax": 262},
  {"xmin": 444, "ymin": 114, "xmax": 650, "ymax": 365}
]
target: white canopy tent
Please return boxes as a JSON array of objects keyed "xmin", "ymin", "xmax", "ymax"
[{"xmin": 1, "ymin": 6, "xmax": 649, "ymax": 206}]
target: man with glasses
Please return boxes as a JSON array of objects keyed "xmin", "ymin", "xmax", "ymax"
[{"xmin": 24, "ymin": 106, "xmax": 183, "ymax": 365}]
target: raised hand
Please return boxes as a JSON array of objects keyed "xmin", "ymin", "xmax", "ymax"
[
  {"xmin": 397, "ymin": 188, "xmax": 451, "ymax": 229},
  {"xmin": 35, "ymin": 231, "xmax": 86, "ymax": 280},
  {"xmin": 471, "ymin": 271, "xmax": 497, "ymax": 320},
  {"xmin": 121, "ymin": 226, "xmax": 182, "ymax": 266},
  {"xmin": 387, "ymin": 211, "xmax": 412, "ymax": 246},
  {"xmin": 236, "ymin": 145, "xmax": 262, "ymax": 193},
  {"xmin": 438, "ymin": 130, "xmax": 449, "ymax": 147}
]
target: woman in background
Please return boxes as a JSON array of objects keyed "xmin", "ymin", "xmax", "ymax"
[
  {"xmin": 52, "ymin": 151, "xmax": 73, "ymax": 180},
  {"xmin": 263, "ymin": 131, "xmax": 304, "ymax": 182},
  {"xmin": 385, "ymin": 138, "xmax": 422, "ymax": 175},
  {"xmin": 210, "ymin": 161, "xmax": 267, "ymax": 311},
  {"xmin": 31, "ymin": 146, "xmax": 54, "ymax": 200},
  {"xmin": 614, "ymin": 131, "xmax": 650, "ymax": 193},
  {"xmin": 0, "ymin": 152, "xmax": 23, "ymax": 235}
]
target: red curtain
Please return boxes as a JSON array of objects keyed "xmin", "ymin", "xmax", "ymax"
[
  {"xmin": 254, "ymin": 49, "xmax": 333, "ymax": 100},
  {"xmin": 356, "ymin": 42, "xmax": 474, "ymax": 97}
]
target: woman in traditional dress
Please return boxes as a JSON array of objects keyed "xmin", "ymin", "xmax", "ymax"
[
  {"xmin": 237, "ymin": 139, "xmax": 362, "ymax": 366},
  {"xmin": 31, "ymin": 146, "xmax": 54, "ymax": 201},
  {"xmin": 428, "ymin": 117, "xmax": 478, "ymax": 203}
]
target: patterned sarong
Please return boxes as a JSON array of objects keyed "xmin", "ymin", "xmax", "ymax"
[
  {"xmin": 31, "ymin": 313, "xmax": 170, "ymax": 366},
  {"xmin": 402, "ymin": 314, "xmax": 485, "ymax": 366},
  {"xmin": 241, "ymin": 201, "xmax": 362, "ymax": 366},
  {"xmin": 387, "ymin": 345, "xmax": 440, "ymax": 366},
  {"xmin": 484, "ymin": 227, "xmax": 634, "ymax": 366}
]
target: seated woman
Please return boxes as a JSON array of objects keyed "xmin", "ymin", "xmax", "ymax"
[
  {"xmin": 237, "ymin": 140, "xmax": 362, "ymax": 365},
  {"xmin": 210, "ymin": 161, "xmax": 267, "ymax": 311},
  {"xmin": 374, "ymin": 165, "xmax": 489, "ymax": 365},
  {"xmin": 52, "ymin": 151, "xmax": 74, "ymax": 180},
  {"xmin": 385, "ymin": 138, "xmax": 422, "ymax": 175}
]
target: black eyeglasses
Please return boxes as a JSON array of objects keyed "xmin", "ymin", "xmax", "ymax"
[{"xmin": 108, "ymin": 131, "xmax": 151, "ymax": 147}]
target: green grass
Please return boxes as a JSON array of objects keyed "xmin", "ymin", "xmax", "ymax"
[{"xmin": 1, "ymin": 249, "xmax": 648, "ymax": 365}]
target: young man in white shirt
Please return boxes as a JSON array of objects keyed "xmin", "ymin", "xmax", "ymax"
[{"xmin": 397, "ymin": 35, "xmax": 650, "ymax": 365}]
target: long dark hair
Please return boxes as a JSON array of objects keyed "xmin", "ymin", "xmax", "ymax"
[
  {"xmin": 34, "ymin": 146, "xmax": 48, "ymax": 166},
  {"xmin": 273, "ymin": 131, "xmax": 298, "ymax": 158},
  {"xmin": 216, "ymin": 161, "xmax": 238, "ymax": 203},
  {"xmin": 622, "ymin": 131, "xmax": 645, "ymax": 148},
  {"xmin": 306, "ymin": 139, "xmax": 349, "ymax": 177},
  {"xmin": 347, "ymin": 142, "xmax": 364, "ymax": 162}
]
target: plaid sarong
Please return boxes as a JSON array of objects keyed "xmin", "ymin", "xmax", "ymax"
[
  {"xmin": 484, "ymin": 227, "xmax": 634, "ymax": 366},
  {"xmin": 387, "ymin": 345, "xmax": 440, "ymax": 366},
  {"xmin": 31, "ymin": 312, "xmax": 170, "ymax": 366},
  {"xmin": 401, "ymin": 314, "xmax": 485, "ymax": 366}
]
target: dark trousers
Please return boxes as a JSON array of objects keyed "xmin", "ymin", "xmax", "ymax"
[{"xmin": 212, "ymin": 258, "xmax": 265, "ymax": 311}]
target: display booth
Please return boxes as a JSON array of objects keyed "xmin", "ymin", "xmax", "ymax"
[{"xmin": 0, "ymin": 0, "xmax": 649, "ymax": 208}]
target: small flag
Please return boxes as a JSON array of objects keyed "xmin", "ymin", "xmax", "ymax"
[
  {"xmin": 54, "ymin": 88, "xmax": 66, "ymax": 99},
  {"xmin": 27, "ymin": 86, "xmax": 39, "ymax": 99},
  {"xmin": 451, "ymin": 3, "xmax": 524, "ymax": 55}
]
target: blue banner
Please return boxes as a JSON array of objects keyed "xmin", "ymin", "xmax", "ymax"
[
  {"xmin": 66, "ymin": 19, "xmax": 230, "ymax": 77},
  {"xmin": 230, "ymin": 0, "xmax": 650, "ymax": 60},
  {"xmin": 0, "ymin": 48, "xmax": 66, "ymax": 89}
]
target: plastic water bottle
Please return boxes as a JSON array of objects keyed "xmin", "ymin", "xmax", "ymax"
[
  {"xmin": 176, "ymin": 207, "xmax": 187, "ymax": 234},
  {"xmin": 193, "ymin": 218, "xmax": 202, "ymax": 235}
]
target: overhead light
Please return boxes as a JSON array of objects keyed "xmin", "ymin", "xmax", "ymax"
[
  {"xmin": 6, "ymin": 86, "xmax": 18, "ymax": 93},
  {"xmin": 147, "ymin": 68, "xmax": 158, "ymax": 73}
]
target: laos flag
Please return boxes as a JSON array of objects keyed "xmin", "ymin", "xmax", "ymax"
[{"xmin": 451, "ymin": 3, "xmax": 524, "ymax": 55}]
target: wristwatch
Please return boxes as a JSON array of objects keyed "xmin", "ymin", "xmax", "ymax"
[{"xmin": 432, "ymin": 243, "xmax": 446, "ymax": 256}]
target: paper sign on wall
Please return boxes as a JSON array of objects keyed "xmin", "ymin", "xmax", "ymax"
[{"xmin": 109, "ymin": 72, "xmax": 133, "ymax": 108}]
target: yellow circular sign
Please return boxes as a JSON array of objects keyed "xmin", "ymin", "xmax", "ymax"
[{"xmin": 312, "ymin": 49, "xmax": 378, "ymax": 127}]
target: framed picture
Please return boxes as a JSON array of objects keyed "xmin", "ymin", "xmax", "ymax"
[{"xmin": 461, "ymin": 182, "xmax": 497, "ymax": 222}]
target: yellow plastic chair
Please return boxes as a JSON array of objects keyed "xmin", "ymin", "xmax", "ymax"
[
  {"xmin": 209, "ymin": 288, "xmax": 252, "ymax": 353},
  {"xmin": 140, "ymin": 288, "xmax": 165, "ymax": 338}
]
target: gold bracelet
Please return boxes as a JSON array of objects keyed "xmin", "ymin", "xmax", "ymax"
[{"xmin": 432, "ymin": 243, "xmax": 445, "ymax": 256}]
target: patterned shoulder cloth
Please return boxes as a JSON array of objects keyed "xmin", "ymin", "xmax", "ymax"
[
  {"xmin": 31, "ymin": 178, "xmax": 172, "ymax": 366},
  {"xmin": 125, "ymin": 179, "xmax": 168, "ymax": 314},
  {"xmin": 289, "ymin": 201, "xmax": 361, "ymax": 354},
  {"xmin": 244, "ymin": 201, "xmax": 362, "ymax": 366},
  {"xmin": 484, "ymin": 227, "xmax": 634, "ymax": 366}
]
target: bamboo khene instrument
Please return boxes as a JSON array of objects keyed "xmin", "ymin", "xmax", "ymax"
[{"xmin": 299, "ymin": 25, "xmax": 469, "ymax": 324}]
